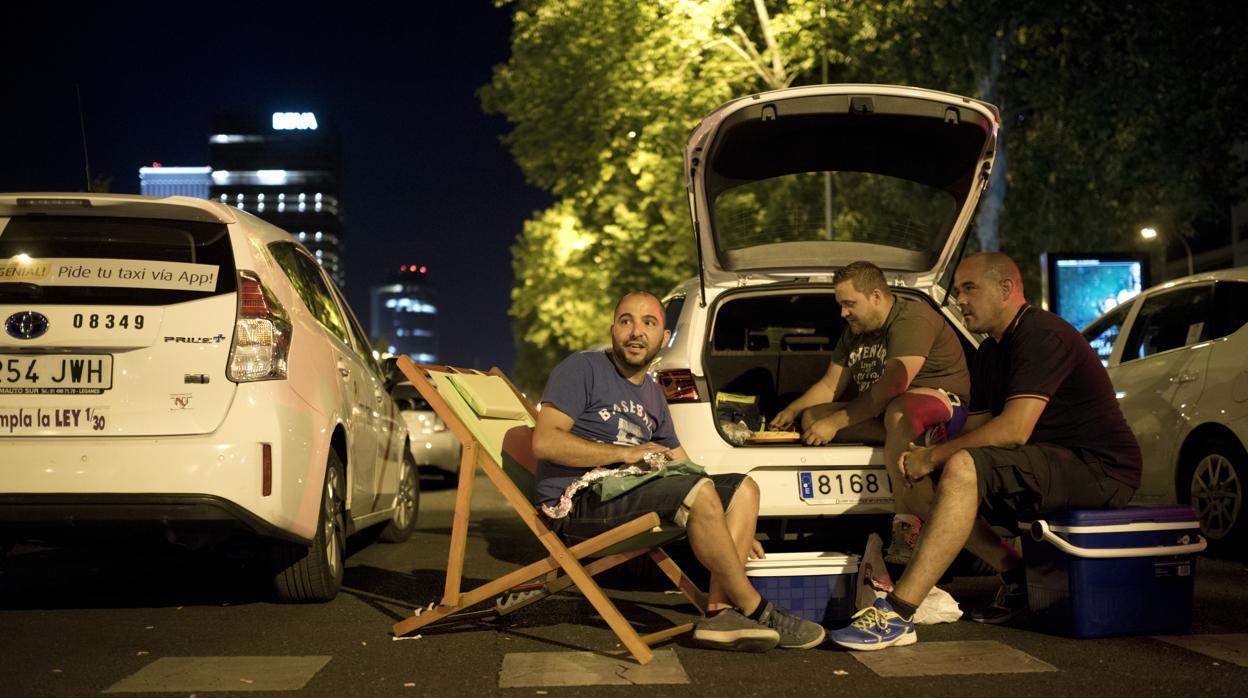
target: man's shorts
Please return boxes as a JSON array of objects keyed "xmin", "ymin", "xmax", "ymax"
[
  {"xmin": 966, "ymin": 443, "xmax": 1136, "ymax": 529},
  {"xmin": 545, "ymin": 473, "xmax": 749, "ymax": 546}
]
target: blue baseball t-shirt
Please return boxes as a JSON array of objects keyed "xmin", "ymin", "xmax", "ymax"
[{"xmin": 534, "ymin": 350, "xmax": 680, "ymax": 506}]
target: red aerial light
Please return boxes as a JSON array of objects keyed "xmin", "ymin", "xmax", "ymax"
[
  {"xmin": 400, "ymin": 265, "xmax": 407, "ymax": 272},
  {"xmin": 419, "ymin": 265, "xmax": 427, "ymax": 274},
  {"xmin": 655, "ymin": 369, "xmax": 700, "ymax": 403},
  {"xmin": 262, "ymin": 443, "xmax": 272, "ymax": 496},
  {"xmin": 151, "ymin": 161, "xmax": 162, "ymax": 167}
]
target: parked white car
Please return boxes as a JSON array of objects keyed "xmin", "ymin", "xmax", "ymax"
[
  {"xmin": 0, "ymin": 193, "xmax": 419, "ymax": 601},
  {"xmin": 391, "ymin": 380, "xmax": 463, "ymax": 483},
  {"xmin": 650, "ymin": 85, "xmax": 998, "ymax": 533},
  {"xmin": 1081, "ymin": 267, "xmax": 1248, "ymax": 546}
]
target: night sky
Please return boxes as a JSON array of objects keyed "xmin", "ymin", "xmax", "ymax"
[{"xmin": 1, "ymin": 2, "xmax": 548, "ymax": 373}]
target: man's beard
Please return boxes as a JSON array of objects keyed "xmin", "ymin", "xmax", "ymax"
[{"xmin": 612, "ymin": 339, "xmax": 659, "ymax": 368}]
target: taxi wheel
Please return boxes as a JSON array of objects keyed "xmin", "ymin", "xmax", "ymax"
[
  {"xmin": 380, "ymin": 451, "xmax": 420, "ymax": 543},
  {"xmin": 269, "ymin": 451, "xmax": 347, "ymax": 603},
  {"xmin": 1185, "ymin": 437, "xmax": 1246, "ymax": 546}
]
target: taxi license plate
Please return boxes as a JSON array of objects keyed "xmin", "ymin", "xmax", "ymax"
[
  {"xmin": 798, "ymin": 470, "xmax": 893, "ymax": 505},
  {"xmin": 0, "ymin": 354, "xmax": 114, "ymax": 394}
]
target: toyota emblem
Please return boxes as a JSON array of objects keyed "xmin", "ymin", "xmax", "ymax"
[{"xmin": 5, "ymin": 311, "xmax": 50, "ymax": 340}]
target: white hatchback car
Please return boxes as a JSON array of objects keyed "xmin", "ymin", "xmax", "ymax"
[
  {"xmin": 1081, "ymin": 267, "xmax": 1248, "ymax": 546},
  {"xmin": 391, "ymin": 380, "xmax": 463, "ymax": 483},
  {"xmin": 650, "ymin": 85, "xmax": 998, "ymax": 533},
  {"xmin": 0, "ymin": 193, "xmax": 418, "ymax": 601}
]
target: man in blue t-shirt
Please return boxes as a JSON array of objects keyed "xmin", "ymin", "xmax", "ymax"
[
  {"xmin": 829, "ymin": 253, "xmax": 1142, "ymax": 651},
  {"xmin": 533, "ymin": 291, "xmax": 825, "ymax": 652}
]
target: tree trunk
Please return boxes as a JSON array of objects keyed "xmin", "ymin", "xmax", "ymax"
[{"xmin": 974, "ymin": 36, "xmax": 1006, "ymax": 252}]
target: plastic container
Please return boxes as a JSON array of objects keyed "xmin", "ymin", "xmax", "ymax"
[
  {"xmin": 745, "ymin": 551, "xmax": 859, "ymax": 627},
  {"xmin": 1020, "ymin": 505, "xmax": 1206, "ymax": 638}
]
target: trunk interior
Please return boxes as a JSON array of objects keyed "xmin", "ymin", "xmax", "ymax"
[{"xmin": 704, "ymin": 289, "xmax": 973, "ymax": 435}]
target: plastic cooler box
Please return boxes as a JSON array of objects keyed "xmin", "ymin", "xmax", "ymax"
[
  {"xmin": 745, "ymin": 552, "xmax": 858, "ymax": 627},
  {"xmin": 1021, "ymin": 505, "xmax": 1206, "ymax": 638}
]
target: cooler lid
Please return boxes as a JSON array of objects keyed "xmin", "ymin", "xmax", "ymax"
[{"xmin": 1028, "ymin": 505, "xmax": 1198, "ymax": 528}]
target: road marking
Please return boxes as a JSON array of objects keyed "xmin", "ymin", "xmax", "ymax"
[
  {"xmin": 103, "ymin": 656, "xmax": 332, "ymax": 693},
  {"xmin": 1154, "ymin": 634, "xmax": 1248, "ymax": 666},
  {"xmin": 499, "ymin": 649, "xmax": 689, "ymax": 687},
  {"xmin": 851, "ymin": 640, "xmax": 1058, "ymax": 677}
]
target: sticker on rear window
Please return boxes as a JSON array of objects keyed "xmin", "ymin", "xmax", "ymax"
[{"xmin": 0, "ymin": 258, "xmax": 220, "ymax": 291}]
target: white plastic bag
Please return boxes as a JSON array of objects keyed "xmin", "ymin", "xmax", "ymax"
[
  {"xmin": 855, "ymin": 532, "xmax": 893, "ymax": 610},
  {"xmin": 855, "ymin": 532, "xmax": 962, "ymax": 624},
  {"xmin": 913, "ymin": 585, "xmax": 962, "ymax": 624}
]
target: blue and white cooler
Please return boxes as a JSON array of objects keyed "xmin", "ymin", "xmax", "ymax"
[
  {"xmin": 745, "ymin": 552, "xmax": 858, "ymax": 628},
  {"xmin": 1021, "ymin": 505, "xmax": 1207, "ymax": 638}
]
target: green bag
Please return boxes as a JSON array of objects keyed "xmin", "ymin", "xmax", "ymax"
[{"xmin": 591, "ymin": 459, "xmax": 707, "ymax": 502}]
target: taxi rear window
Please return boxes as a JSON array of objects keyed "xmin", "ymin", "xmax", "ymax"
[{"xmin": 0, "ymin": 216, "xmax": 237, "ymax": 305}]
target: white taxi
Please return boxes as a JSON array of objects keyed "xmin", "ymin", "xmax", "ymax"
[
  {"xmin": 0, "ymin": 193, "xmax": 418, "ymax": 601},
  {"xmin": 651, "ymin": 85, "xmax": 997, "ymax": 531}
]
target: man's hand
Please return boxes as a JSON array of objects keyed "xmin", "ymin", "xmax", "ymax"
[
  {"xmin": 801, "ymin": 417, "xmax": 839, "ymax": 446},
  {"xmin": 621, "ymin": 442, "xmax": 670, "ymax": 465},
  {"xmin": 748, "ymin": 539, "xmax": 766, "ymax": 560},
  {"xmin": 771, "ymin": 408, "xmax": 799, "ymax": 431},
  {"xmin": 899, "ymin": 442, "xmax": 938, "ymax": 485}
]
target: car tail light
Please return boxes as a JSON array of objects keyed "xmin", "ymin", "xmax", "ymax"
[
  {"xmin": 228, "ymin": 270, "xmax": 292, "ymax": 382},
  {"xmin": 656, "ymin": 369, "xmax": 700, "ymax": 403}
]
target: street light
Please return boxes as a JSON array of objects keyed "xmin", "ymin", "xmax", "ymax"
[{"xmin": 1140, "ymin": 226, "xmax": 1194, "ymax": 277}]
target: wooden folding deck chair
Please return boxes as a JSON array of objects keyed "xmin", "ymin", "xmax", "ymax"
[{"xmin": 390, "ymin": 357, "xmax": 708, "ymax": 665}]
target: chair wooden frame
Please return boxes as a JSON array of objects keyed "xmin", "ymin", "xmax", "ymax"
[{"xmin": 390, "ymin": 356, "xmax": 707, "ymax": 665}]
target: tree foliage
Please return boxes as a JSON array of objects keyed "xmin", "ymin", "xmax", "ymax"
[{"xmin": 485, "ymin": 0, "xmax": 1247, "ymax": 390}]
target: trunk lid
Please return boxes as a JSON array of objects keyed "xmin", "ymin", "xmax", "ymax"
[{"xmin": 684, "ymin": 84, "xmax": 999, "ymax": 298}]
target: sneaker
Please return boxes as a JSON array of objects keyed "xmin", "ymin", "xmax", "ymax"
[
  {"xmin": 969, "ymin": 582, "xmax": 1028, "ymax": 624},
  {"xmin": 829, "ymin": 597, "xmax": 916, "ymax": 651},
  {"xmin": 755, "ymin": 600, "xmax": 827, "ymax": 649},
  {"xmin": 884, "ymin": 516, "xmax": 922, "ymax": 565},
  {"xmin": 692, "ymin": 608, "xmax": 780, "ymax": 652}
]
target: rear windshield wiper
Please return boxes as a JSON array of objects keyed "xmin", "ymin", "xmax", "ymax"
[{"xmin": 0, "ymin": 281, "xmax": 45, "ymax": 299}]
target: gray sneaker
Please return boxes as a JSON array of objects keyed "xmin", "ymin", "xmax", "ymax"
[
  {"xmin": 884, "ymin": 517, "xmax": 922, "ymax": 565},
  {"xmin": 756, "ymin": 601, "xmax": 827, "ymax": 649},
  {"xmin": 693, "ymin": 609, "xmax": 780, "ymax": 652}
]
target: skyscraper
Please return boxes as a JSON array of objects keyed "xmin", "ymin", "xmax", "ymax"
[
  {"xmin": 371, "ymin": 264, "xmax": 438, "ymax": 363},
  {"xmin": 207, "ymin": 111, "xmax": 347, "ymax": 286}
]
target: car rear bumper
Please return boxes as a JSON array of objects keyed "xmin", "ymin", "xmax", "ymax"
[
  {"xmin": 672, "ymin": 403, "xmax": 895, "ymax": 518},
  {"xmin": 0, "ymin": 493, "xmax": 308, "ymax": 544},
  {"xmin": 0, "ymin": 382, "xmax": 328, "ymax": 543}
]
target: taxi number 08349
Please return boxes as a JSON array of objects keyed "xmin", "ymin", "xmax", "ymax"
[{"xmin": 73, "ymin": 313, "xmax": 145, "ymax": 330}]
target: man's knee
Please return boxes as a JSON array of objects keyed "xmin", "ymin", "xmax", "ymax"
[
  {"xmin": 885, "ymin": 390, "xmax": 951, "ymax": 436},
  {"xmin": 690, "ymin": 481, "xmax": 727, "ymax": 519},
  {"xmin": 937, "ymin": 450, "xmax": 978, "ymax": 493}
]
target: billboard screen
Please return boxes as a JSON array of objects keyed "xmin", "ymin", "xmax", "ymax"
[{"xmin": 1040, "ymin": 252, "xmax": 1149, "ymax": 331}]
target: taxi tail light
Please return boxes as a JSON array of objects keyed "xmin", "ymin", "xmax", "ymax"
[
  {"xmin": 228, "ymin": 270, "xmax": 292, "ymax": 382},
  {"xmin": 656, "ymin": 369, "xmax": 700, "ymax": 403}
]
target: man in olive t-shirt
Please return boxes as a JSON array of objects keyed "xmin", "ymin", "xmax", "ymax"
[{"xmin": 772, "ymin": 261, "xmax": 971, "ymax": 562}]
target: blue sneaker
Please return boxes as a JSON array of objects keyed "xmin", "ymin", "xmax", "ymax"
[{"xmin": 829, "ymin": 597, "xmax": 917, "ymax": 651}]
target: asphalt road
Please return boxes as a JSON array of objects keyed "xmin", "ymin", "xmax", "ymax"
[{"xmin": 2, "ymin": 471, "xmax": 1246, "ymax": 697}]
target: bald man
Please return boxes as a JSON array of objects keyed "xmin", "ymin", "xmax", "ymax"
[
  {"xmin": 533, "ymin": 291, "xmax": 825, "ymax": 652},
  {"xmin": 829, "ymin": 253, "xmax": 1141, "ymax": 651}
]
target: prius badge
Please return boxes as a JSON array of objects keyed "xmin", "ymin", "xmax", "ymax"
[{"xmin": 5, "ymin": 311, "xmax": 49, "ymax": 340}]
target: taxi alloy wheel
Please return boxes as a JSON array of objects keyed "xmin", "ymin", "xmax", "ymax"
[
  {"xmin": 1189, "ymin": 438, "xmax": 1245, "ymax": 543},
  {"xmin": 380, "ymin": 452, "xmax": 419, "ymax": 543}
]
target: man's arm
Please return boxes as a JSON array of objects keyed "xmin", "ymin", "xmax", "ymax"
[
  {"xmin": 772, "ymin": 362, "xmax": 848, "ymax": 429},
  {"xmin": 531, "ymin": 404, "xmax": 672, "ymax": 468},
  {"xmin": 821, "ymin": 355, "xmax": 925, "ymax": 431},
  {"xmin": 901, "ymin": 396, "xmax": 1047, "ymax": 481}
]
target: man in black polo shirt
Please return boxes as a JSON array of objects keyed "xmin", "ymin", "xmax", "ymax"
[{"xmin": 829, "ymin": 252, "xmax": 1142, "ymax": 651}]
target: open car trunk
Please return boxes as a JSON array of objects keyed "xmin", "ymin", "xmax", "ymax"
[{"xmin": 703, "ymin": 288, "xmax": 974, "ymax": 438}]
